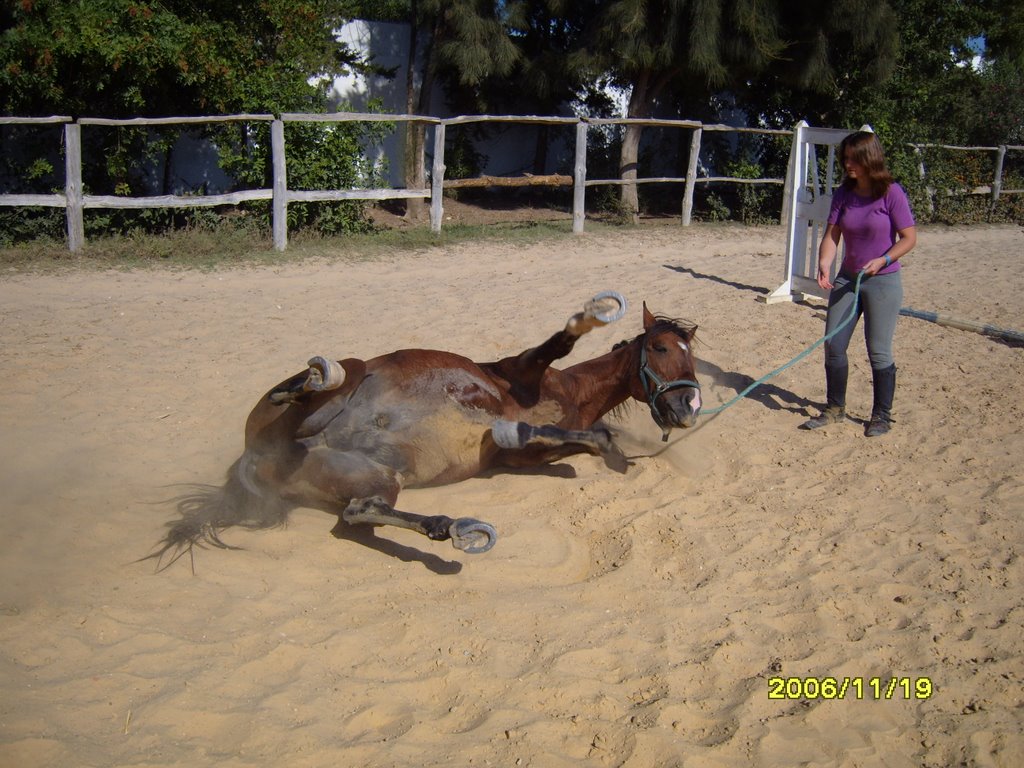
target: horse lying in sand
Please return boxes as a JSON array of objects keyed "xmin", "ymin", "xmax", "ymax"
[{"xmin": 150, "ymin": 293, "xmax": 701, "ymax": 565}]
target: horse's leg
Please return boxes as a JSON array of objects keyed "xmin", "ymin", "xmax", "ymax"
[
  {"xmin": 268, "ymin": 356, "xmax": 347, "ymax": 405},
  {"xmin": 342, "ymin": 497, "xmax": 497, "ymax": 554},
  {"xmin": 268, "ymin": 447, "xmax": 497, "ymax": 554},
  {"xmin": 491, "ymin": 419, "xmax": 613, "ymax": 453},
  {"xmin": 525, "ymin": 291, "xmax": 627, "ymax": 366},
  {"xmin": 491, "ymin": 291, "xmax": 626, "ymax": 404},
  {"xmin": 489, "ymin": 419, "xmax": 627, "ymax": 472}
]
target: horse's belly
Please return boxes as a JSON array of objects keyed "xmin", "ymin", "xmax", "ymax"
[
  {"xmin": 402, "ymin": 402, "xmax": 493, "ymax": 487},
  {"xmin": 319, "ymin": 363, "xmax": 501, "ymax": 488},
  {"xmin": 390, "ymin": 365, "xmax": 503, "ymax": 485}
]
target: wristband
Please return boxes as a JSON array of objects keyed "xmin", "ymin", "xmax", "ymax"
[{"xmin": 883, "ymin": 254, "xmax": 892, "ymax": 267}]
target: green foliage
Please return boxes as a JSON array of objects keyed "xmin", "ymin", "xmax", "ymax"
[
  {"xmin": 441, "ymin": 130, "xmax": 487, "ymax": 201},
  {"xmin": 891, "ymin": 144, "xmax": 1024, "ymax": 225},
  {"xmin": 0, "ymin": 208, "xmax": 65, "ymax": 247},
  {"xmin": 0, "ymin": 122, "xmax": 62, "ymax": 200},
  {"xmin": 209, "ymin": 103, "xmax": 393, "ymax": 235},
  {"xmin": 970, "ymin": 59, "xmax": 1024, "ymax": 145},
  {"xmin": 724, "ymin": 160, "xmax": 774, "ymax": 225},
  {"xmin": 698, "ymin": 192, "xmax": 732, "ymax": 223},
  {"xmin": 0, "ymin": 0, "xmax": 390, "ymax": 241},
  {"xmin": 579, "ymin": 120, "xmax": 628, "ymax": 217},
  {"xmin": 1, "ymin": 0, "xmax": 221, "ymax": 116},
  {"xmin": 738, "ymin": 0, "xmax": 1021, "ymax": 151},
  {"xmin": 283, "ymin": 112, "xmax": 393, "ymax": 234},
  {"xmin": 984, "ymin": 0, "xmax": 1024, "ymax": 70},
  {"xmin": 1, "ymin": 0, "xmax": 367, "ymax": 117},
  {"xmin": 348, "ymin": 0, "xmax": 409, "ymax": 22}
]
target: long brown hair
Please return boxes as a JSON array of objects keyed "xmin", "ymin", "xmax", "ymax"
[{"xmin": 840, "ymin": 131, "xmax": 893, "ymax": 198}]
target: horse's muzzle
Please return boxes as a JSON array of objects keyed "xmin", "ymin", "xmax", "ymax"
[{"xmin": 660, "ymin": 386, "xmax": 701, "ymax": 429}]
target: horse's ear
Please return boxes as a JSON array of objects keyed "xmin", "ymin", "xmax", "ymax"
[{"xmin": 642, "ymin": 302, "xmax": 656, "ymax": 329}]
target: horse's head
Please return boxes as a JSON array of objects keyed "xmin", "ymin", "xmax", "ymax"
[{"xmin": 633, "ymin": 303, "xmax": 701, "ymax": 439}]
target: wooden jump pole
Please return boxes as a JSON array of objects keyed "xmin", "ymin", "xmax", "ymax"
[{"xmin": 900, "ymin": 307, "xmax": 1024, "ymax": 345}]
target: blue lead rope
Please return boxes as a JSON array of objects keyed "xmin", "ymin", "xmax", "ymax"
[{"xmin": 699, "ymin": 269, "xmax": 866, "ymax": 417}]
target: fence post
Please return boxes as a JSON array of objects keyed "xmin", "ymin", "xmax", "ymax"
[
  {"xmin": 573, "ymin": 121, "xmax": 587, "ymax": 234},
  {"xmin": 271, "ymin": 119, "xmax": 287, "ymax": 251},
  {"xmin": 64, "ymin": 122, "xmax": 85, "ymax": 252},
  {"xmin": 681, "ymin": 126, "xmax": 703, "ymax": 226},
  {"xmin": 430, "ymin": 122, "xmax": 446, "ymax": 233},
  {"xmin": 913, "ymin": 145, "xmax": 936, "ymax": 216},
  {"xmin": 991, "ymin": 145, "xmax": 1007, "ymax": 211}
]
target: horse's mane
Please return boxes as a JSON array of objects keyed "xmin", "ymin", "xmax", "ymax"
[{"xmin": 611, "ymin": 315, "xmax": 698, "ymax": 351}]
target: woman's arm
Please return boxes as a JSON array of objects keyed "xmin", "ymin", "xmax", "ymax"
[{"xmin": 863, "ymin": 226, "xmax": 917, "ymax": 276}]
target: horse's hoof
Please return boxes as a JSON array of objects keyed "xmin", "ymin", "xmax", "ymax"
[
  {"xmin": 593, "ymin": 426, "xmax": 615, "ymax": 452},
  {"xmin": 449, "ymin": 518, "xmax": 497, "ymax": 554},
  {"xmin": 586, "ymin": 291, "xmax": 628, "ymax": 324},
  {"xmin": 305, "ymin": 356, "xmax": 346, "ymax": 392}
]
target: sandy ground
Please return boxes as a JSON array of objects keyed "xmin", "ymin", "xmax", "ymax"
[{"xmin": 0, "ymin": 223, "xmax": 1022, "ymax": 767}]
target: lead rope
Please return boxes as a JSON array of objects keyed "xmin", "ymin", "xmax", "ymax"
[{"xmin": 643, "ymin": 269, "xmax": 866, "ymax": 457}]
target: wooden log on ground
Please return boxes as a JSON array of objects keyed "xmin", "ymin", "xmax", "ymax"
[{"xmin": 443, "ymin": 174, "xmax": 573, "ymax": 189}]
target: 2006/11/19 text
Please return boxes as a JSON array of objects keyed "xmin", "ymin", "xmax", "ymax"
[{"xmin": 767, "ymin": 676, "xmax": 934, "ymax": 701}]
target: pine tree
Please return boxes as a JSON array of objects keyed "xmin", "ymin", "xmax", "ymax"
[{"xmin": 576, "ymin": 0, "xmax": 899, "ymax": 221}]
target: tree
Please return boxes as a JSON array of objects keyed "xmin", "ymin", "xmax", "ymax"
[
  {"xmin": 977, "ymin": 0, "xmax": 1024, "ymax": 144},
  {"xmin": 489, "ymin": 0, "xmax": 598, "ymax": 173},
  {"xmin": 575, "ymin": 0, "xmax": 900, "ymax": 221},
  {"xmin": 731, "ymin": 0, "xmax": 1022, "ymax": 223},
  {"xmin": 407, "ymin": 0, "xmax": 520, "ymax": 217},
  {"xmin": 0, "ymin": 0, "xmax": 366, "ymax": 117},
  {"xmin": 0, "ymin": 0, "xmax": 390, "ymax": 235},
  {"xmin": 984, "ymin": 0, "xmax": 1024, "ymax": 70},
  {"xmin": 352, "ymin": 0, "xmax": 520, "ymax": 217}
]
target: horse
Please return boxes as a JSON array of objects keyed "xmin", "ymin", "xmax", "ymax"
[{"xmin": 149, "ymin": 292, "xmax": 701, "ymax": 567}]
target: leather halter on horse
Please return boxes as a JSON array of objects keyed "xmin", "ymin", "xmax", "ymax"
[{"xmin": 638, "ymin": 340, "xmax": 701, "ymax": 442}]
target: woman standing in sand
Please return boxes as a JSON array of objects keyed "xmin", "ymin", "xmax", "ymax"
[{"xmin": 802, "ymin": 131, "xmax": 917, "ymax": 436}]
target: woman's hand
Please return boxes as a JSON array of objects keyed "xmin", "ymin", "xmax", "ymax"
[
  {"xmin": 817, "ymin": 264, "xmax": 834, "ymax": 290},
  {"xmin": 864, "ymin": 226, "xmax": 915, "ymax": 276},
  {"xmin": 862, "ymin": 256, "xmax": 889, "ymax": 276}
]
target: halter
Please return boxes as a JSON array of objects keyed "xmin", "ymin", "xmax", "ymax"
[{"xmin": 638, "ymin": 342, "xmax": 701, "ymax": 441}]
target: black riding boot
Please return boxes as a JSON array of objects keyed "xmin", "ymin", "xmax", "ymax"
[
  {"xmin": 801, "ymin": 362, "xmax": 848, "ymax": 429},
  {"xmin": 866, "ymin": 364, "xmax": 897, "ymax": 437}
]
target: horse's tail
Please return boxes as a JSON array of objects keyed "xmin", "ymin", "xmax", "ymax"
[{"xmin": 143, "ymin": 452, "xmax": 289, "ymax": 571}]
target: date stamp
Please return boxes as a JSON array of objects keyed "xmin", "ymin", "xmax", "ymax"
[{"xmin": 768, "ymin": 676, "xmax": 934, "ymax": 701}]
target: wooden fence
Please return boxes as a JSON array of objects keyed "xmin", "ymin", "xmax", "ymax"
[
  {"xmin": 909, "ymin": 142, "xmax": 1024, "ymax": 215},
  {"xmin": 2, "ymin": 113, "xmax": 1020, "ymax": 251},
  {"xmin": 1, "ymin": 112, "xmax": 795, "ymax": 251}
]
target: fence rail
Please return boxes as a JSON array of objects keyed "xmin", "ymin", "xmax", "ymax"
[{"xmin": 2, "ymin": 113, "xmax": 1019, "ymax": 251}]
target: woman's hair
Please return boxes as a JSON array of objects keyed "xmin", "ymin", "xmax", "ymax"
[{"xmin": 839, "ymin": 131, "xmax": 893, "ymax": 198}]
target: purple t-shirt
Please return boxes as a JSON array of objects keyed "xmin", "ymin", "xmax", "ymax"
[{"xmin": 828, "ymin": 183, "xmax": 915, "ymax": 276}]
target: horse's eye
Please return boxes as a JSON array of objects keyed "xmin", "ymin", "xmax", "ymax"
[{"xmin": 653, "ymin": 344, "xmax": 667, "ymax": 353}]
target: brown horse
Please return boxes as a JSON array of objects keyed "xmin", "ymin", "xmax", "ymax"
[{"xmin": 151, "ymin": 293, "xmax": 700, "ymax": 565}]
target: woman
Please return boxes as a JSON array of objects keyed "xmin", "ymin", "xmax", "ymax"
[{"xmin": 801, "ymin": 131, "xmax": 917, "ymax": 436}]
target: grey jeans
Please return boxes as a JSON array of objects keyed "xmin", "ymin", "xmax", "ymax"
[{"xmin": 824, "ymin": 270, "xmax": 903, "ymax": 371}]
